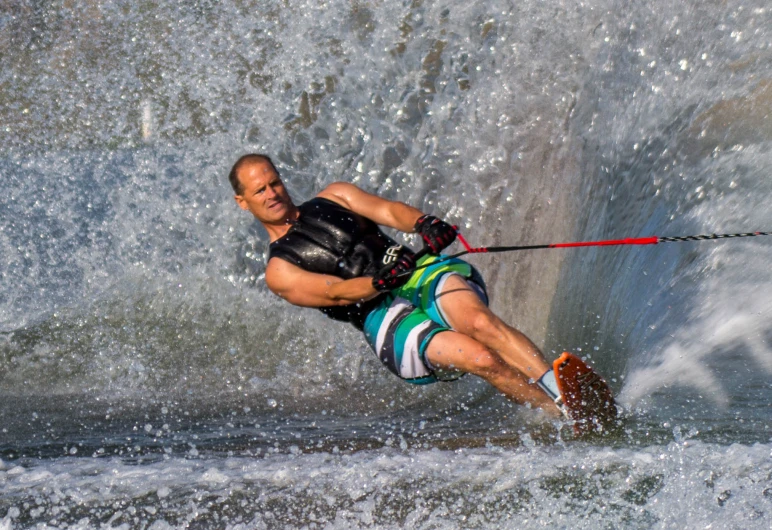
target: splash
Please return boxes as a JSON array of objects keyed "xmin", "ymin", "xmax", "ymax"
[{"xmin": 621, "ymin": 242, "xmax": 772, "ymax": 408}]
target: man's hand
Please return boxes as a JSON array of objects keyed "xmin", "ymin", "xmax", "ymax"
[
  {"xmin": 415, "ymin": 215, "xmax": 457, "ymax": 254},
  {"xmin": 372, "ymin": 253, "xmax": 417, "ymax": 292}
]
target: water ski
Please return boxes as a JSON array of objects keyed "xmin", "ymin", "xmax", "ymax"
[{"xmin": 554, "ymin": 351, "xmax": 619, "ymax": 435}]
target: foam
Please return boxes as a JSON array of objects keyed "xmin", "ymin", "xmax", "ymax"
[{"xmin": 1, "ymin": 441, "xmax": 771, "ymax": 528}]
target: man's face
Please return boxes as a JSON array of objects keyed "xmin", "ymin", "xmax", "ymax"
[{"xmin": 234, "ymin": 160, "xmax": 294, "ymax": 223}]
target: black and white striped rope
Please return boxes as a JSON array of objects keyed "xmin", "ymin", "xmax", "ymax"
[{"xmin": 658, "ymin": 232, "xmax": 772, "ymax": 243}]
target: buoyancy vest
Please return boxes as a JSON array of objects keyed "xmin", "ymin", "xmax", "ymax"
[{"xmin": 268, "ymin": 197, "xmax": 411, "ymax": 329}]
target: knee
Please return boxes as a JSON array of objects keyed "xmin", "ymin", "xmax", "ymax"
[
  {"xmin": 463, "ymin": 348, "xmax": 506, "ymax": 377},
  {"xmin": 468, "ymin": 310, "xmax": 503, "ymax": 342}
]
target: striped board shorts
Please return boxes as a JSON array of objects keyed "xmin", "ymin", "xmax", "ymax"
[{"xmin": 362, "ymin": 254, "xmax": 488, "ymax": 385}]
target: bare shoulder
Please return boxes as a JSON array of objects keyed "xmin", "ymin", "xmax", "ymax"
[
  {"xmin": 317, "ymin": 182, "xmax": 395, "ymax": 215},
  {"xmin": 316, "ymin": 181, "xmax": 366, "ymax": 209}
]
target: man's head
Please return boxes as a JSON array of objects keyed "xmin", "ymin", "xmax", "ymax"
[
  {"xmin": 229, "ymin": 154, "xmax": 296, "ymax": 227},
  {"xmin": 228, "ymin": 154, "xmax": 277, "ymax": 195}
]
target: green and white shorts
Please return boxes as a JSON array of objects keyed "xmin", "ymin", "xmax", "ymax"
[{"xmin": 362, "ymin": 254, "xmax": 488, "ymax": 385}]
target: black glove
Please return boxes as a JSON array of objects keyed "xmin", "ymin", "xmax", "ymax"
[
  {"xmin": 415, "ymin": 214, "xmax": 457, "ymax": 254},
  {"xmin": 372, "ymin": 252, "xmax": 416, "ymax": 292}
]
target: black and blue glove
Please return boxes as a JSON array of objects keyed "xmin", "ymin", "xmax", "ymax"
[
  {"xmin": 415, "ymin": 214, "xmax": 457, "ymax": 254},
  {"xmin": 372, "ymin": 252, "xmax": 416, "ymax": 292}
]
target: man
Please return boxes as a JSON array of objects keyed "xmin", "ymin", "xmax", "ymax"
[{"xmin": 229, "ymin": 153, "xmax": 616, "ymax": 428}]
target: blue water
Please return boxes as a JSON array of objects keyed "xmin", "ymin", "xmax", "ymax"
[{"xmin": 1, "ymin": 0, "xmax": 771, "ymax": 528}]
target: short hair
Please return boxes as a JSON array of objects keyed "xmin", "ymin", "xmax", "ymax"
[{"xmin": 228, "ymin": 153, "xmax": 278, "ymax": 195}]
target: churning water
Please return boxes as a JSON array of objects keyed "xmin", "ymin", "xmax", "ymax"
[{"xmin": 1, "ymin": 0, "xmax": 771, "ymax": 528}]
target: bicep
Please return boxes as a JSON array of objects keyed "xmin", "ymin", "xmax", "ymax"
[{"xmin": 265, "ymin": 258, "xmax": 345, "ymax": 308}]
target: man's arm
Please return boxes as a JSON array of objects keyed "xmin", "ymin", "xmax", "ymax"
[
  {"xmin": 265, "ymin": 257, "xmax": 379, "ymax": 308},
  {"xmin": 319, "ymin": 181, "xmax": 458, "ymax": 255},
  {"xmin": 317, "ymin": 182, "xmax": 424, "ymax": 233}
]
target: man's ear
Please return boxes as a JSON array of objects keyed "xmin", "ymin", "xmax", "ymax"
[{"xmin": 234, "ymin": 195, "xmax": 249, "ymax": 211}]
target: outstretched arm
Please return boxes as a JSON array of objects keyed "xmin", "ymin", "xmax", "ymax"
[
  {"xmin": 318, "ymin": 182, "xmax": 457, "ymax": 254},
  {"xmin": 265, "ymin": 257, "xmax": 378, "ymax": 308},
  {"xmin": 317, "ymin": 182, "xmax": 424, "ymax": 233}
]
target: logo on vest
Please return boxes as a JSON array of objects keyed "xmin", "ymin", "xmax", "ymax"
[{"xmin": 382, "ymin": 245, "xmax": 403, "ymax": 265}]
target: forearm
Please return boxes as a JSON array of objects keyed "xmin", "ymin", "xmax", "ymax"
[
  {"xmin": 326, "ymin": 277, "xmax": 379, "ymax": 305},
  {"xmin": 382, "ymin": 201, "xmax": 424, "ymax": 233}
]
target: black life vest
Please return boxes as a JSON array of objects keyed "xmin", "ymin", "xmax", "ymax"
[{"xmin": 268, "ymin": 197, "xmax": 411, "ymax": 329}]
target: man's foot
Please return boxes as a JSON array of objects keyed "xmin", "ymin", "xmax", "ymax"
[{"xmin": 554, "ymin": 352, "xmax": 619, "ymax": 435}]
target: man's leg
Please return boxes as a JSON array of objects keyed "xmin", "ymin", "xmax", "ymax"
[
  {"xmin": 435, "ymin": 274, "xmax": 552, "ymax": 381},
  {"xmin": 424, "ymin": 330, "xmax": 559, "ymax": 413}
]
